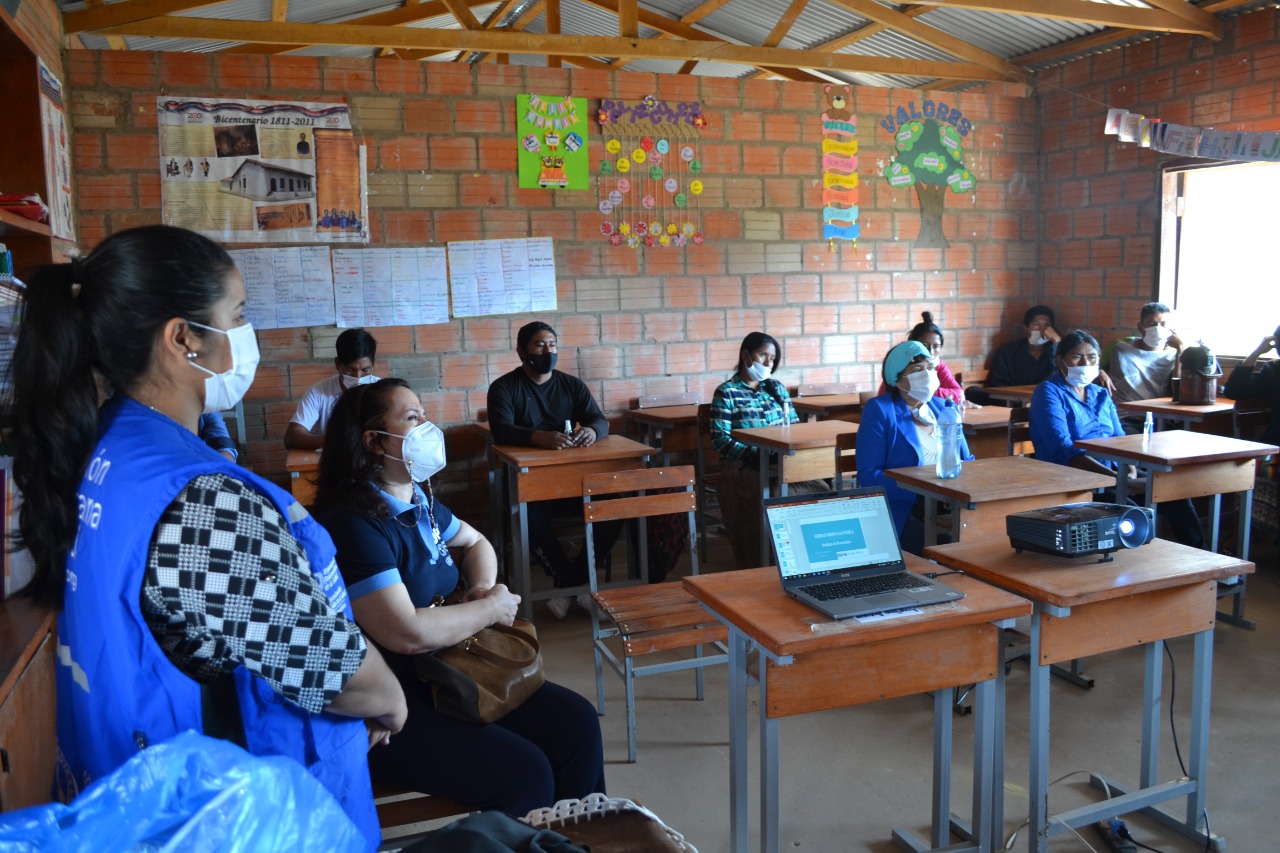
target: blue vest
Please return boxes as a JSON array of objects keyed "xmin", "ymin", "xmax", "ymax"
[{"xmin": 58, "ymin": 398, "xmax": 379, "ymax": 850}]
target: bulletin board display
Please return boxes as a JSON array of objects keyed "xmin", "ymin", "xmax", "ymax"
[{"xmin": 595, "ymin": 97, "xmax": 707, "ymax": 249}]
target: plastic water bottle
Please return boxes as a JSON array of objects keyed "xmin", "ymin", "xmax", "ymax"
[
  {"xmin": 1142, "ymin": 411, "xmax": 1154, "ymax": 447},
  {"xmin": 936, "ymin": 400, "xmax": 963, "ymax": 479}
]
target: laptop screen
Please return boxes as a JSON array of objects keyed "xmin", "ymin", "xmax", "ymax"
[{"xmin": 765, "ymin": 489, "xmax": 904, "ymax": 580}]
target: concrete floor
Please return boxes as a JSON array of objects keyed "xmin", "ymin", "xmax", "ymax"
[{"xmin": 520, "ymin": 528, "xmax": 1279, "ymax": 853}]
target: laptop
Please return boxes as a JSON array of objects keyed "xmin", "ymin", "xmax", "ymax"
[{"xmin": 765, "ymin": 487, "xmax": 965, "ymax": 619}]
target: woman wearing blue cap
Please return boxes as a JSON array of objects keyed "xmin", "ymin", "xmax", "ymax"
[{"xmin": 857, "ymin": 341, "xmax": 974, "ymax": 554}]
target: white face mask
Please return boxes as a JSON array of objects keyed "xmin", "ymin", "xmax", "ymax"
[
  {"xmin": 1066, "ymin": 365, "xmax": 1099, "ymax": 388},
  {"xmin": 186, "ymin": 321, "xmax": 260, "ymax": 414},
  {"xmin": 1028, "ymin": 330, "xmax": 1050, "ymax": 347},
  {"xmin": 377, "ymin": 421, "xmax": 446, "ymax": 482},
  {"xmin": 903, "ymin": 368, "xmax": 940, "ymax": 404},
  {"xmin": 1141, "ymin": 326, "xmax": 1170, "ymax": 349},
  {"xmin": 746, "ymin": 361, "xmax": 771, "ymax": 383},
  {"xmin": 339, "ymin": 372, "xmax": 377, "ymax": 390}
]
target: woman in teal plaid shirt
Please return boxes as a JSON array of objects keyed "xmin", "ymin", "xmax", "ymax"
[{"xmin": 711, "ymin": 332, "xmax": 826, "ymax": 568}]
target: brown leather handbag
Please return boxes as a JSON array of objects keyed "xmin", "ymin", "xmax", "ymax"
[{"xmin": 413, "ymin": 620, "xmax": 545, "ymax": 724}]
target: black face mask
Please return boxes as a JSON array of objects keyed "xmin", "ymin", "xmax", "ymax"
[{"xmin": 525, "ymin": 352, "xmax": 557, "ymax": 374}]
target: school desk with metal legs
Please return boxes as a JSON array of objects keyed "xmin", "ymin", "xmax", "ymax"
[
  {"xmin": 925, "ymin": 538, "xmax": 1253, "ymax": 853},
  {"xmin": 684, "ymin": 564, "xmax": 1030, "ymax": 853}
]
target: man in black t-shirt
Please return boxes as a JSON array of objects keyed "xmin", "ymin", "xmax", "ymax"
[{"xmin": 487, "ymin": 321, "xmax": 621, "ymax": 618}]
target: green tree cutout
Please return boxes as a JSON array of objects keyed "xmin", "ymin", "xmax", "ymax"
[{"xmin": 884, "ymin": 118, "xmax": 976, "ymax": 249}]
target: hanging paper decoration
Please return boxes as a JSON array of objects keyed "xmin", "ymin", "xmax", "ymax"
[
  {"xmin": 595, "ymin": 97, "xmax": 706, "ymax": 249},
  {"xmin": 820, "ymin": 85, "xmax": 859, "ymax": 250},
  {"xmin": 517, "ymin": 94, "xmax": 589, "ymax": 190}
]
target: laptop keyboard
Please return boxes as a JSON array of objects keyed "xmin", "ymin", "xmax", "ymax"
[{"xmin": 806, "ymin": 573, "xmax": 925, "ymax": 601}]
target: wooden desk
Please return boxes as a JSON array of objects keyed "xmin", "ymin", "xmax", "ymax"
[
  {"xmin": 0, "ymin": 598, "xmax": 56, "ymax": 813},
  {"xmin": 961, "ymin": 406, "xmax": 1013, "ymax": 459},
  {"xmin": 1073, "ymin": 430, "xmax": 1277, "ymax": 628},
  {"xmin": 731, "ymin": 421, "xmax": 859, "ymax": 563},
  {"xmin": 981, "ymin": 385, "xmax": 1036, "ymax": 405},
  {"xmin": 1115, "ymin": 396, "xmax": 1235, "ymax": 432},
  {"xmin": 490, "ymin": 436, "xmax": 654, "ymax": 620},
  {"xmin": 684, "ymin": 563, "xmax": 1030, "ymax": 853},
  {"xmin": 925, "ymin": 538, "xmax": 1252, "ymax": 853},
  {"xmin": 886, "ymin": 456, "xmax": 1113, "ymax": 545},
  {"xmin": 790, "ymin": 394, "xmax": 862, "ymax": 423},
  {"xmin": 285, "ymin": 448, "xmax": 322, "ymax": 506},
  {"xmin": 625, "ymin": 404, "xmax": 699, "ymax": 466}
]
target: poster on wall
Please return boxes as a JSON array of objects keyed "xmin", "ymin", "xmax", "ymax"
[
  {"xmin": 228, "ymin": 246, "xmax": 337, "ymax": 330},
  {"xmin": 880, "ymin": 98, "xmax": 976, "ymax": 249},
  {"xmin": 516, "ymin": 95, "xmax": 589, "ymax": 190},
  {"xmin": 38, "ymin": 59, "xmax": 74, "ymax": 241},
  {"xmin": 332, "ymin": 247, "xmax": 450, "ymax": 328},
  {"xmin": 157, "ymin": 97, "xmax": 368, "ymax": 243},
  {"xmin": 596, "ymin": 97, "xmax": 707, "ymax": 249},
  {"xmin": 819, "ymin": 85, "xmax": 858, "ymax": 249},
  {"xmin": 448, "ymin": 238, "xmax": 557, "ymax": 317}
]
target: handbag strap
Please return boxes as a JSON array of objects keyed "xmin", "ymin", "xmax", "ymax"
[{"xmin": 457, "ymin": 623, "xmax": 541, "ymax": 667}]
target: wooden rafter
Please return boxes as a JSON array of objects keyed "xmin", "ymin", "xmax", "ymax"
[
  {"xmin": 1136, "ymin": 0, "xmax": 1220, "ymax": 33},
  {"xmin": 746, "ymin": 4, "xmax": 932, "ymax": 79},
  {"xmin": 546, "ymin": 0, "xmax": 561, "ymax": 66},
  {"xmin": 64, "ymin": 0, "xmax": 221, "ymax": 34},
  {"xmin": 83, "ymin": 0, "xmax": 129, "ymax": 49},
  {"xmin": 762, "ymin": 0, "xmax": 809, "ymax": 49},
  {"xmin": 94, "ymin": 15, "xmax": 1013, "ymax": 80},
  {"xmin": 219, "ymin": 0, "xmax": 492, "ymax": 55},
  {"xmin": 271, "ymin": 0, "xmax": 289, "ymax": 23},
  {"xmin": 618, "ymin": 0, "xmax": 637, "ymax": 38},
  {"xmin": 907, "ymin": 0, "xmax": 1220, "ymax": 39},
  {"xmin": 1017, "ymin": 0, "xmax": 1245, "ymax": 65}
]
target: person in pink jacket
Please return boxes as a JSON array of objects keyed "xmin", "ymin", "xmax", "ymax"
[{"xmin": 877, "ymin": 312, "xmax": 973, "ymax": 405}]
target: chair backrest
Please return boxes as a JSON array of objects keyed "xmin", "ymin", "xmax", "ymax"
[
  {"xmin": 796, "ymin": 382, "xmax": 858, "ymax": 397},
  {"xmin": 1008, "ymin": 405, "xmax": 1033, "ymax": 456},
  {"xmin": 961, "ymin": 367, "xmax": 989, "ymax": 388},
  {"xmin": 637, "ymin": 392, "xmax": 699, "ymax": 409},
  {"xmin": 833, "ymin": 430, "xmax": 857, "ymax": 490},
  {"xmin": 583, "ymin": 466, "xmax": 699, "ymax": 580},
  {"xmin": 1232, "ymin": 397, "xmax": 1272, "ymax": 441},
  {"xmin": 859, "ymin": 390, "xmax": 879, "ymax": 406}
]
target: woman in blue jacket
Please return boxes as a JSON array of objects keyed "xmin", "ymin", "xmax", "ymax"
[{"xmin": 857, "ymin": 340, "xmax": 973, "ymax": 554}]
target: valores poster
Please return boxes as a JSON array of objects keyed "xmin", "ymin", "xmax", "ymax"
[{"xmin": 157, "ymin": 97, "xmax": 368, "ymax": 243}]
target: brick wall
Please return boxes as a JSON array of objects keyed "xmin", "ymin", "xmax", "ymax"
[
  {"xmin": 67, "ymin": 50, "xmax": 1037, "ymax": 518},
  {"xmin": 1036, "ymin": 8, "xmax": 1279, "ymax": 344},
  {"xmin": 9, "ymin": 0, "xmax": 62, "ymax": 76}
]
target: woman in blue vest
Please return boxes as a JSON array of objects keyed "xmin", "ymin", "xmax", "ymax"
[
  {"xmin": 311, "ymin": 378, "xmax": 606, "ymax": 815},
  {"xmin": 9, "ymin": 225, "xmax": 406, "ymax": 850},
  {"xmin": 857, "ymin": 340, "xmax": 974, "ymax": 555}
]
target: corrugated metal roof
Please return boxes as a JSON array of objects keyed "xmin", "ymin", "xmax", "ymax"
[{"xmin": 58, "ymin": 0, "xmax": 1268, "ymax": 87}]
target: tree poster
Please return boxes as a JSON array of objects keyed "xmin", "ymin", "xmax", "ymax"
[
  {"xmin": 517, "ymin": 95, "xmax": 589, "ymax": 191},
  {"xmin": 881, "ymin": 99, "xmax": 977, "ymax": 249}
]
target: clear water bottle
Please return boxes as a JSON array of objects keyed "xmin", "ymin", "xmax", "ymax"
[
  {"xmin": 1142, "ymin": 411, "xmax": 1154, "ymax": 447},
  {"xmin": 935, "ymin": 400, "xmax": 963, "ymax": 479}
]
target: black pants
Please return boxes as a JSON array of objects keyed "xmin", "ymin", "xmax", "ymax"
[
  {"xmin": 370, "ymin": 677, "xmax": 607, "ymax": 816},
  {"xmin": 526, "ymin": 498, "xmax": 623, "ymax": 588}
]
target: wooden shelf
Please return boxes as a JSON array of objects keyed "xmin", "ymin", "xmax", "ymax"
[{"xmin": 0, "ymin": 207, "xmax": 50, "ymax": 240}]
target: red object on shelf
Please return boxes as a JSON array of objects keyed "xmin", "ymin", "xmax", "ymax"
[{"xmin": 0, "ymin": 194, "xmax": 49, "ymax": 223}]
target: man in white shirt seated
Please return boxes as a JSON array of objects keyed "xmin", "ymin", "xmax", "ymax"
[
  {"xmin": 284, "ymin": 328, "xmax": 380, "ymax": 450},
  {"xmin": 1104, "ymin": 301, "xmax": 1183, "ymax": 407}
]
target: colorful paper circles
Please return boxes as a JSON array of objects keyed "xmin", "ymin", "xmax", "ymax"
[
  {"xmin": 606, "ymin": 139, "xmax": 621, "ymax": 154},
  {"xmin": 680, "ymin": 146, "xmax": 694, "ymax": 162},
  {"xmin": 664, "ymin": 177, "xmax": 678, "ymax": 193},
  {"xmin": 656, "ymin": 139, "xmax": 670, "ymax": 155},
  {"xmin": 642, "ymin": 195, "xmax": 655, "ymax": 209},
  {"xmin": 640, "ymin": 137, "xmax": 654, "ymax": 151},
  {"xmin": 616, "ymin": 158, "xmax": 631, "ymax": 173},
  {"xmin": 648, "ymin": 165, "xmax": 663, "ymax": 180},
  {"xmin": 632, "ymin": 148, "xmax": 647, "ymax": 164},
  {"xmin": 616, "ymin": 177, "xmax": 631, "ymax": 193},
  {"xmin": 598, "ymin": 200, "xmax": 614, "ymax": 214},
  {"xmin": 689, "ymin": 180, "xmax": 704, "ymax": 195},
  {"xmin": 674, "ymin": 193, "xmax": 688, "ymax": 208}
]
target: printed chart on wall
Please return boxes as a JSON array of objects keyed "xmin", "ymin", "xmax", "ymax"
[
  {"xmin": 157, "ymin": 97, "xmax": 368, "ymax": 243},
  {"xmin": 517, "ymin": 95, "xmax": 589, "ymax": 190},
  {"xmin": 333, "ymin": 248, "xmax": 450, "ymax": 328},
  {"xmin": 597, "ymin": 97, "xmax": 707, "ymax": 249},
  {"xmin": 448, "ymin": 238, "xmax": 557, "ymax": 317},
  {"xmin": 228, "ymin": 246, "xmax": 337, "ymax": 330},
  {"xmin": 38, "ymin": 59, "xmax": 74, "ymax": 241}
]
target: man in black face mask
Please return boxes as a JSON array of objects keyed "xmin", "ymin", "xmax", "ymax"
[{"xmin": 487, "ymin": 321, "xmax": 620, "ymax": 618}]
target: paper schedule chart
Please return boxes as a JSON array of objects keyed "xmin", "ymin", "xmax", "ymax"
[
  {"xmin": 333, "ymin": 247, "xmax": 449, "ymax": 328},
  {"xmin": 230, "ymin": 246, "xmax": 336, "ymax": 330},
  {"xmin": 448, "ymin": 237, "xmax": 558, "ymax": 317}
]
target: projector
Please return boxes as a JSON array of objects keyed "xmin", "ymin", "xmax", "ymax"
[{"xmin": 1006, "ymin": 502, "xmax": 1154, "ymax": 562}]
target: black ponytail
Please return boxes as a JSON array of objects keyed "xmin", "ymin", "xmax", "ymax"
[{"xmin": 8, "ymin": 225, "xmax": 235, "ymax": 608}]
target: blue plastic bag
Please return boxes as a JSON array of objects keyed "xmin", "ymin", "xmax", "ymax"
[{"xmin": 0, "ymin": 730, "xmax": 368, "ymax": 852}]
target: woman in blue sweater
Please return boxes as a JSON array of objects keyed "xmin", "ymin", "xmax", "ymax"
[{"xmin": 857, "ymin": 341, "xmax": 973, "ymax": 554}]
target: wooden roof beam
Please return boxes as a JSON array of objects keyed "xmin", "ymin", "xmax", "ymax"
[
  {"xmin": 219, "ymin": 0, "xmax": 493, "ymax": 54},
  {"xmin": 907, "ymin": 0, "xmax": 1220, "ymax": 39},
  {"xmin": 64, "ymin": 0, "xmax": 220, "ymax": 34}
]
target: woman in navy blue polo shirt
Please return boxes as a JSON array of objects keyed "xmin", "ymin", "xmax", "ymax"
[{"xmin": 312, "ymin": 378, "xmax": 605, "ymax": 815}]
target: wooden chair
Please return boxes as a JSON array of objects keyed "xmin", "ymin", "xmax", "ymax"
[
  {"xmin": 834, "ymin": 430, "xmax": 857, "ymax": 490},
  {"xmin": 373, "ymin": 781, "xmax": 470, "ymax": 846},
  {"xmin": 582, "ymin": 466, "xmax": 729, "ymax": 762},
  {"xmin": 795, "ymin": 382, "xmax": 858, "ymax": 397},
  {"xmin": 693, "ymin": 403, "xmax": 723, "ymax": 560},
  {"xmin": 1008, "ymin": 406, "xmax": 1033, "ymax": 457},
  {"xmin": 960, "ymin": 367, "xmax": 988, "ymax": 389}
]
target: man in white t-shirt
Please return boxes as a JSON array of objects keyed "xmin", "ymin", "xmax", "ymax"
[
  {"xmin": 284, "ymin": 328, "xmax": 380, "ymax": 450},
  {"xmin": 1104, "ymin": 301, "xmax": 1183, "ymax": 406}
]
